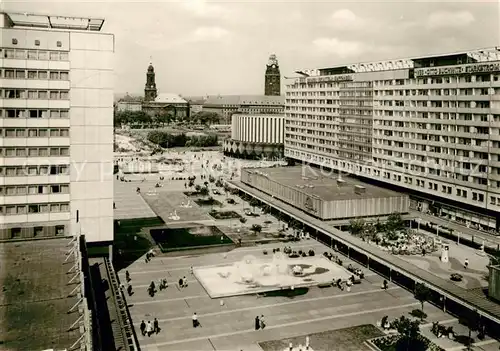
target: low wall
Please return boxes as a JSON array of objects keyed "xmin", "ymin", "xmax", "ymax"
[{"xmin": 160, "ymin": 243, "xmax": 236, "ymax": 257}]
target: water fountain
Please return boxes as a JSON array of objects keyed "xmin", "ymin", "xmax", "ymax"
[
  {"xmin": 168, "ymin": 210, "xmax": 180, "ymax": 221},
  {"xmin": 193, "ymin": 251, "xmax": 352, "ymax": 298},
  {"xmin": 180, "ymin": 200, "xmax": 192, "ymax": 208}
]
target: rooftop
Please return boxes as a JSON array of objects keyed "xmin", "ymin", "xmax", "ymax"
[
  {"xmin": 152, "ymin": 93, "xmax": 187, "ymax": 104},
  {"xmin": 293, "ymin": 47, "xmax": 500, "ymax": 77},
  {"xmin": 1, "ymin": 12, "xmax": 105, "ymax": 31},
  {"xmin": 245, "ymin": 166, "xmax": 404, "ymax": 201},
  {"xmin": 204, "ymin": 95, "xmax": 285, "ymax": 106},
  {"xmin": 0, "ymin": 238, "xmax": 81, "ymax": 350}
]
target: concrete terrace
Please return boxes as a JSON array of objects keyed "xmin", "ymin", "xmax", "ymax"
[
  {"xmin": 0, "ymin": 238, "xmax": 80, "ymax": 351},
  {"xmin": 247, "ymin": 166, "xmax": 402, "ymax": 201},
  {"xmin": 141, "ymin": 189, "xmax": 214, "ymax": 226},
  {"xmin": 114, "ymin": 178, "xmax": 157, "ymax": 220},
  {"xmin": 118, "ymin": 240, "xmax": 481, "ymax": 351}
]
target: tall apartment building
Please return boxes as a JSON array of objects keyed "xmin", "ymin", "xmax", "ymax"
[
  {"xmin": 285, "ymin": 48, "xmax": 500, "ymax": 231},
  {"xmin": 0, "ymin": 13, "xmax": 114, "ymax": 250}
]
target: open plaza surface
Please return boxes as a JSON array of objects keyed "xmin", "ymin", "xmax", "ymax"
[{"xmin": 113, "ymin": 149, "xmax": 500, "ymax": 351}]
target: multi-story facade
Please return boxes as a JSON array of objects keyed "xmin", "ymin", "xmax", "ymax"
[
  {"xmin": 223, "ymin": 114, "xmax": 285, "ymax": 159},
  {"xmin": 203, "ymin": 95, "xmax": 284, "ymax": 123},
  {"xmin": 0, "ymin": 12, "xmax": 114, "ymax": 247},
  {"xmin": 285, "ymin": 48, "xmax": 500, "ymax": 231},
  {"xmin": 265, "ymin": 54, "xmax": 281, "ymax": 96}
]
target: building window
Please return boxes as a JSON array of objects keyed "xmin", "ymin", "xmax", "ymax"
[
  {"xmin": 56, "ymin": 41, "xmax": 62, "ymax": 47},
  {"xmin": 34, "ymin": 227, "xmax": 43, "ymax": 237},
  {"xmin": 35, "ymin": 40, "xmax": 40, "ymax": 46},
  {"xmin": 12, "ymin": 38, "xmax": 18, "ymax": 45},
  {"xmin": 10, "ymin": 228, "xmax": 21, "ymax": 239},
  {"xmin": 55, "ymin": 225, "xmax": 65, "ymax": 235}
]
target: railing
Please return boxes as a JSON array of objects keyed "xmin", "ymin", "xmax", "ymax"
[{"xmin": 103, "ymin": 257, "xmax": 140, "ymax": 351}]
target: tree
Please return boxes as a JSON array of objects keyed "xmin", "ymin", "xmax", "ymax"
[
  {"xmin": 192, "ymin": 111, "xmax": 220, "ymax": 125},
  {"xmin": 363, "ymin": 223, "xmax": 377, "ymax": 242},
  {"xmin": 249, "ymin": 199, "xmax": 260, "ymax": 213},
  {"xmin": 386, "ymin": 212, "xmax": 405, "ymax": 233},
  {"xmin": 392, "ymin": 316, "xmax": 423, "ymax": 351},
  {"xmin": 414, "ymin": 283, "xmax": 431, "ymax": 313},
  {"xmin": 153, "ymin": 112, "xmax": 170, "ymax": 127},
  {"xmin": 348, "ymin": 219, "xmax": 366, "ymax": 237},
  {"xmin": 199, "ymin": 187, "xmax": 209, "ymax": 196},
  {"xmin": 251, "ymin": 224, "xmax": 262, "ymax": 235},
  {"xmin": 463, "ymin": 310, "xmax": 483, "ymax": 350}
]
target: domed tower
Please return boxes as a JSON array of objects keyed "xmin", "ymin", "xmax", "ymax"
[
  {"xmin": 265, "ymin": 54, "xmax": 281, "ymax": 96},
  {"xmin": 144, "ymin": 61, "xmax": 158, "ymax": 102}
]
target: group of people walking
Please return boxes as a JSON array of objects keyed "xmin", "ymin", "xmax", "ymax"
[
  {"xmin": 140, "ymin": 319, "xmax": 160, "ymax": 337},
  {"xmin": 179, "ymin": 276, "xmax": 188, "ymax": 288},
  {"xmin": 254, "ymin": 315, "xmax": 266, "ymax": 330}
]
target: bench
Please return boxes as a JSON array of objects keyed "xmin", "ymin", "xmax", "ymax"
[{"xmin": 318, "ymin": 282, "xmax": 333, "ymax": 288}]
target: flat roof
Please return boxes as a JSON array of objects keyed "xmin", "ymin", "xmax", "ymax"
[
  {"xmin": 294, "ymin": 47, "xmax": 500, "ymax": 76},
  {"xmin": 244, "ymin": 166, "xmax": 404, "ymax": 201},
  {"xmin": 0, "ymin": 238, "xmax": 80, "ymax": 350},
  {"xmin": 2, "ymin": 12, "xmax": 105, "ymax": 31}
]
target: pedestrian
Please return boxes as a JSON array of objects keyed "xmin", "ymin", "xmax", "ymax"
[
  {"xmin": 382, "ymin": 279, "xmax": 388, "ymax": 290},
  {"xmin": 154, "ymin": 318, "xmax": 159, "ymax": 334},
  {"xmin": 127, "ymin": 284, "xmax": 133, "ymax": 296},
  {"xmin": 260, "ymin": 315, "xmax": 266, "ymax": 329},
  {"xmin": 140, "ymin": 320, "xmax": 146, "ymax": 336},
  {"xmin": 126, "ymin": 270, "xmax": 130, "ymax": 282},
  {"xmin": 146, "ymin": 320, "xmax": 153, "ymax": 337},
  {"xmin": 190, "ymin": 266, "xmax": 194, "ymax": 274},
  {"xmin": 255, "ymin": 316, "xmax": 260, "ymax": 330},
  {"xmin": 178, "ymin": 277, "xmax": 183, "ymax": 288},
  {"xmin": 192, "ymin": 312, "xmax": 200, "ymax": 328},
  {"xmin": 464, "ymin": 258, "xmax": 469, "ymax": 269}
]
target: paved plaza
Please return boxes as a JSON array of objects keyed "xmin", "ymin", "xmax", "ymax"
[
  {"xmin": 114, "ymin": 149, "xmax": 500, "ymax": 351},
  {"xmin": 119, "ymin": 240, "xmax": 500, "ymax": 351}
]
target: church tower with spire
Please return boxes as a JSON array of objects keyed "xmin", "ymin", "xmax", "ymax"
[
  {"xmin": 265, "ymin": 54, "xmax": 281, "ymax": 96},
  {"xmin": 144, "ymin": 61, "xmax": 158, "ymax": 102}
]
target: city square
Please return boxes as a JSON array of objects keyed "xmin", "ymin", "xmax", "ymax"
[
  {"xmin": 3, "ymin": 4, "xmax": 500, "ymax": 351},
  {"xmin": 113, "ymin": 149, "xmax": 500, "ymax": 351}
]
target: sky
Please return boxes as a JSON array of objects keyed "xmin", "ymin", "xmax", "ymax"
[{"xmin": 3, "ymin": 0, "xmax": 500, "ymax": 97}]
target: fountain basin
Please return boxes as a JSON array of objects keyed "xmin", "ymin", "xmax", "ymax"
[{"xmin": 193, "ymin": 256, "xmax": 352, "ymax": 298}]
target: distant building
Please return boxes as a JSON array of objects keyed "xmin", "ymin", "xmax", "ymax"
[
  {"xmin": 202, "ymin": 95, "xmax": 284, "ymax": 124},
  {"xmin": 186, "ymin": 97, "xmax": 205, "ymax": 115},
  {"xmin": 116, "ymin": 63, "xmax": 189, "ymax": 120},
  {"xmin": 116, "ymin": 93, "xmax": 142, "ymax": 112},
  {"xmin": 223, "ymin": 114, "xmax": 284, "ymax": 159},
  {"xmin": 142, "ymin": 92, "xmax": 189, "ymax": 120},
  {"xmin": 144, "ymin": 62, "xmax": 158, "ymax": 102},
  {"xmin": 265, "ymin": 54, "xmax": 281, "ymax": 96}
]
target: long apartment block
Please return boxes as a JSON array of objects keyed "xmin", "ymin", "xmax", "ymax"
[
  {"xmin": 285, "ymin": 48, "xmax": 500, "ymax": 231},
  {"xmin": 0, "ymin": 12, "xmax": 114, "ymax": 245}
]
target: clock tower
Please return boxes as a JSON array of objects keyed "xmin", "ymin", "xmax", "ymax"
[
  {"xmin": 144, "ymin": 61, "xmax": 158, "ymax": 102},
  {"xmin": 265, "ymin": 54, "xmax": 281, "ymax": 96}
]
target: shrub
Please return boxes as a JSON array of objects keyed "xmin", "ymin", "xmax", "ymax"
[{"xmin": 410, "ymin": 309, "xmax": 427, "ymax": 321}]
